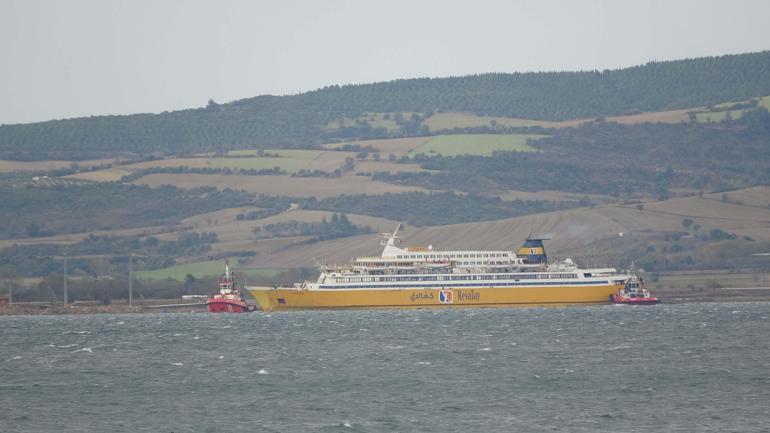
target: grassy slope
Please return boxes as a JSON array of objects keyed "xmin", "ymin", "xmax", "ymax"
[
  {"xmin": 424, "ymin": 113, "xmax": 582, "ymax": 131},
  {"xmin": 131, "ymin": 173, "xmax": 424, "ymax": 198},
  {"xmin": 3, "ymin": 187, "xmax": 768, "ymax": 289},
  {"xmin": 409, "ymin": 134, "xmax": 541, "ymax": 156},
  {"xmin": 0, "ymin": 158, "xmax": 114, "ymax": 173},
  {"xmin": 322, "ymin": 136, "xmax": 430, "ymax": 156},
  {"xmin": 424, "ymin": 96, "xmax": 770, "ymax": 132},
  {"xmin": 231, "ymin": 187, "xmax": 770, "ymax": 269}
]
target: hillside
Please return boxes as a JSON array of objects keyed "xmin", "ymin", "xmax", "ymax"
[
  {"xmin": 2, "ymin": 51, "xmax": 770, "ymax": 157},
  {"xmin": 2, "ymin": 50, "xmax": 770, "ymax": 303}
]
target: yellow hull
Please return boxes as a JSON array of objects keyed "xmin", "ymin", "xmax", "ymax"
[{"xmin": 248, "ymin": 284, "xmax": 622, "ymax": 312}]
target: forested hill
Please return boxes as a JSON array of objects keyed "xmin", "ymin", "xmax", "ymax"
[{"xmin": 2, "ymin": 50, "xmax": 770, "ymax": 157}]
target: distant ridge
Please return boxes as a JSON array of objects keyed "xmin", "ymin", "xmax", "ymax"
[{"xmin": 2, "ymin": 50, "xmax": 770, "ymax": 157}]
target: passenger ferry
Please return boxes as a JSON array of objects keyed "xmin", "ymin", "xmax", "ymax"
[{"xmin": 249, "ymin": 225, "xmax": 630, "ymax": 311}]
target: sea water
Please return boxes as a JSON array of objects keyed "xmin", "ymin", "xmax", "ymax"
[{"xmin": 1, "ymin": 303, "xmax": 769, "ymax": 432}]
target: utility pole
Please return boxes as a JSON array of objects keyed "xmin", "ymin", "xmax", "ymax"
[
  {"xmin": 63, "ymin": 253, "xmax": 68, "ymax": 305},
  {"xmin": 128, "ymin": 253, "xmax": 133, "ymax": 307}
]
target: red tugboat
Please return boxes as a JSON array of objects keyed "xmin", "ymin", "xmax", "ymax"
[
  {"xmin": 207, "ymin": 261, "xmax": 255, "ymax": 313},
  {"xmin": 612, "ymin": 275, "xmax": 661, "ymax": 305}
]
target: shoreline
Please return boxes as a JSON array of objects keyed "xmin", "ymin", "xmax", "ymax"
[
  {"xmin": 0, "ymin": 304, "xmax": 207, "ymax": 316},
  {"xmin": 2, "ymin": 296, "xmax": 769, "ymax": 316}
]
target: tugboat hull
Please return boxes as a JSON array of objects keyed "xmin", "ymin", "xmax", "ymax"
[
  {"xmin": 206, "ymin": 299, "xmax": 252, "ymax": 313},
  {"xmin": 612, "ymin": 294, "xmax": 661, "ymax": 305}
]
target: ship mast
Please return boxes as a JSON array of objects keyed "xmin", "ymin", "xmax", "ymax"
[{"xmin": 380, "ymin": 224, "xmax": 404, "ymax": 257}]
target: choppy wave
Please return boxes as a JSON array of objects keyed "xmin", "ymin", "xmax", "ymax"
[{"xmin": 1, "ymin": 303, "xmax": 769, "ymax": 432}]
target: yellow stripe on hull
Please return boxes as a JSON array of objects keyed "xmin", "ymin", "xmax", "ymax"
[{"xmin": 249, "ymin": 284, "xmax": 622, "ymax": 312}]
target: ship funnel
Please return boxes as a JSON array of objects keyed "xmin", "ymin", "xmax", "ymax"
[{"xmin": 517, "ymin": 237, "xmax": 549, "ymax": 264}]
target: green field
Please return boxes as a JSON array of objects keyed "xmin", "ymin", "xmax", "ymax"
[
  {"xmin": 204, "ymin": 150, "xmax": 323, "ymax": 171},
  {"xmin": 409, "ymin": 134, "xmax": 542, "ymax": 156},
  {"xmin": 136, "ymin": 258, "xmax": 283, "ymax": 281},
  {"xmin": 423, "ymin": 112, "xmax": 559, "ymax": 131},
  {"xmin": 759, "ymin": 95, "xmax": 770, "ymax": 110},
  {"xmin": 695, "ymin": 110, "xmax": 745, "ymax": 123},
  {"xmin": 695, "ymin": 96, "xmax": 770, "ymax": 123}
]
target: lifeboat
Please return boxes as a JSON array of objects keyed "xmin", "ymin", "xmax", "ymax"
[
  {"xmin": 206, "ymin": 261, "xmax": 255, "ymax": 313},
  {"xmin": 612, "ymin": 276, "xmax": 661, "ymax": 305}
]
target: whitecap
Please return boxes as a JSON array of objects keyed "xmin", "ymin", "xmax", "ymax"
[
  {"xmin": 74, "ymin": 347, "xmax": 93, "ymax": 353},
  {"xmin": 342, "ymin": 422, "xmax": 352, "ymax": 428},
  {"xmin": 417, "ymin": 361, "xmax": 431, "ymax": 365},
  {"xmin": 480, "ymin": 347, "xmax": 491, "ymax": 351},
  {"xmin": 605, "ymin": 344, "xmax": 632, "ymax": 351},
  {"xmin": 219, "ymin": 356, "xmax": 224, "ymax": 359},
  {"xmin": 258, "ymin": 369, "xmax": 269, "ymax": 375},
  {"xmin": 171, "ymin": 362, "xmax": 183, "ymax": 366},
  {"xmin": 117, "ymin": 321, "xmax": 125, "ymax": 325}
]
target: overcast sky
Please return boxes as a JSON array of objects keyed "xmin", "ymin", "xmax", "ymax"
[{"xmin": 1, "ymin": 0, "xmax": 769, "ymax": 125}]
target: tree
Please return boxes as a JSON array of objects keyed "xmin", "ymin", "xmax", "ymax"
[
  {"xmin": 342, "ymin": 157, "xmax": 355, "ymax": 171},
  {"xmin": 184, "ymin": 273, "xmax": 196, "ymax": 293}
]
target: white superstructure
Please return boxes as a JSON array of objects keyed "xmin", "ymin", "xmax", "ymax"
[{"xmin": 302, "ymin": 225, "xmax": 628, "ymax": 291}]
